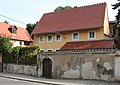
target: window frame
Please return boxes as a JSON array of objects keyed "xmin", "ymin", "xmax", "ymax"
[
  {"xmin": 39, "ymin": 35, "xmax": 45, "ymax": 43},
  {"xmin": 46, "ymin": 49, "xmax": 53, "ymax": 52},
  {"xmin": 72, "ymin": 32, "xmax": 79, "ymax": 41},
  {"xmin": 47, "ymin": 35, "xmax": 53, "ymax": 42},
  {"xmin": 40, "ymin": 49, "xmax": 45, "ymax": 52},
  {"xmin": 55, "ymin": 34, "xmax": 62, "ymax": 42},
  {"xmin": 88, "ymin": 31, "xmax": 96, "ymax": 40}
]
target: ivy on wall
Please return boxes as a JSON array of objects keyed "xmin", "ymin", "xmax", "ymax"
[
  {"xmin": 4, "ymin": 46, "xmax": 40, "ymax": 65},
  {"xmin": 0, "ymin": 37, "xmax": 40, "ymax": 65}
]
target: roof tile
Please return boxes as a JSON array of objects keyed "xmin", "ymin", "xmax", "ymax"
[
  {"xmin": 0, "ymin": 22, "xmax": 32, "ymax": 41},
  {"xmin": 60, "ymin": 39, "xmax": 115, "ymax": 50},
  {"xmin": 32, "ymin": 3, "xmax": 106, "ymax": 34}
]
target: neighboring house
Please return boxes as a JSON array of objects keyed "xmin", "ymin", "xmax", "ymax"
[
  {"xmin": 0, "ymin": 22, "xmax": 32, "ymax": 47},
  {"xmin": 109, "ymin": 21, "xmax": 118, "ymax": 38},
  {"xmin": 32, "ymin": 3, "xmax": 117, "ymax": 52}
]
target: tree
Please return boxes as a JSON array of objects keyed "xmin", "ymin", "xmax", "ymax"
[
  {"xmin": 0, "ymin": 38, "xmax": 13, "ymax": 62},
  {"xmin": 112, "ymin": 1, "xmax": 120, "ymax": 23},
  {"xmin": 112, "ymin": 1, "xmax": 120, "ymax": 48},
  {"xmin": 3, "ymin": 20, "xmax": 9, "ymax": 24},
  {"xmin": 0, "ymin": 38, "xmax": 13, "ymax": 54},
  {"xmin": 54, "ymin": 6, "xmax": 73, "ymax": 12},
  {"xmin": 26, "ymin": 21, "xmax": 38, "ymax": 35}
]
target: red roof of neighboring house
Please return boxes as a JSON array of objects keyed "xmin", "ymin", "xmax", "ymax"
[
  {"xmin": 32, "ymin": 3, "xmax": 106, "ymax": 34},
  {"xmin": 0, "ymin": 22, "xmax": 32, "ymax": 41},
  {"xmin": 60, "ymin": 39, "xmax": 115, "ymax": 50}
]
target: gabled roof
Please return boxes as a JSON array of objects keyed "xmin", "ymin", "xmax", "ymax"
[
  {"xmin": 0, "ymin": 22, "xmax": 32, "ymax": 41},
  {"xmin": 60, "ymin": 39, "xmax": 115, "ymax": 50},
  {"xmin": 32, "ymin": 3, "xmax": 106, "ymax": 34}
]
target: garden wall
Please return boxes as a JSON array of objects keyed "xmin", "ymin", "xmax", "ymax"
[
  {"xmin": 3, "ymin": 64, "xmax": 37, "ymax": 76},
  {"xmin": 3, "ymin": 49, "xmax": 120, "ymax": 82}
]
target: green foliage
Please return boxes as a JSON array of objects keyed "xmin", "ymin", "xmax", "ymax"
[
  {"xmin": 0, "ymin": 38, "xmax": 13, "ymax": 55},
  {"xmin": 112, "ymin": 1, "xmax": 120, "ymax": 23},
  {"xmin": 0, "ymin": 37, "xmax": 40, "ymax": 65},
  {"xmin": 4, "ymin": 46, "xmax": 40, "ymax": 65},
  {"xmin": 0, "ymin": 38, "xmax": 13, "ymax": 63},
  {"xmin": 3, "ymin": 20, "xmax": 9, "ymax": 24},
  {"xmin": 26, "ymin": 21, "xmax": 38, "ymax": 35},
  {"xmin": 54, "ymin": 6, "xmax": 73, "ymax": 12}
]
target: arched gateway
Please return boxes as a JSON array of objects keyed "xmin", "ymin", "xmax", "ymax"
[{"xmin": 43, "ymin": 58, "xmax": 52, "ymax": 78}]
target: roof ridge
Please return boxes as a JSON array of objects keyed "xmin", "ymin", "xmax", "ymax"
[
  {"xmin": 79, "ymin": 2, "xmax": 106, "ymax": 8},
  {"xmin": 0, "ymin": 22, "xmax": 25, "ymax": 29},
  {"xmin": 44, "ymin": 2, "xmax": 106, "ymax": 15}
]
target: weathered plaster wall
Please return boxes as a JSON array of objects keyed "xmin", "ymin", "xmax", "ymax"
[
  {"xmin": 38, "ymin": 53, "xmax": 115, "ymax": 81},
  {"xmin": 3, "ymin": 50, "xmax": 120, "ymax": 82},
  {"xmin": 115, "ymin": 56, "xmax": 120, "ymax": 81},
  {"xmin": 3, "ymin": 64, "xmax": 37, "ymax": 76}
]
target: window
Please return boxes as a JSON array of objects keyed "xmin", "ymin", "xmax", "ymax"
[
  {"xmin": 47, "ymin": 35, "xmax": 53, "ymax": 42},
  {"xmin": 39, "ymin": 36, "xmax": 44, "ymax": 43},
  {"xmin": 55, "ymin": 34, "xmax": 61, "ymax": 41},
  {"xmin": 20, "ymin": 41, "xmax": 22, "ymax": 45},
  {"xmin": 88, "ymin": 31, "xmax": 96, "ymax": 39},
  {"xmin": 47, "ymin": 49, "xmax": 53, "ymax": 52},
  {"xmin": 12, "ymin": 29, "xmax": 17, "ymax": 34},
  {"xmin": 55, "ymin": 48, "xmax": 60, "ymax": 52},
  {"xmin": 40, "ymin": 49, "xmax": 45, "ymax": 52},
  {"xmin": 72, "ymin": 33, "xmax": 79, "ymax": 40},
  {"xmin": 8, "ymin": 25, "xmax": 17, "ymax": 34}
]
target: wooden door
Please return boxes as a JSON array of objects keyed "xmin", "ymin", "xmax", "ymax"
[{"xmin": 43, "ymin": 58, "xmax": 52, "ymax": 78}]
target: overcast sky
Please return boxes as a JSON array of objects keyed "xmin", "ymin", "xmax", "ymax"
[{"xmin": 0, "ymin": 0, "xmax": 118, "ymax": 28}]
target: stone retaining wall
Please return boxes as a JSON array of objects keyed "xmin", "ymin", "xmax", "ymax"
[
  {"xmin": 38, "ymin": 53, "xmax": 115, "ymax": 81},
  {"xmin": 3, "ymin": 49, "xmax": 120, "ymax": 82},
  {"xmin": 3, "ymin": 64, "xmax": 37, "ymax": 76}
]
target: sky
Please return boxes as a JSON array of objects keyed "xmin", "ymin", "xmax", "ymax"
[{"xmin": 0, "ymin": 0, "xmax": 118, "ymax": 28}]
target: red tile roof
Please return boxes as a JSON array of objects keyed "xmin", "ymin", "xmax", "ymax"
[
  {"xmin": 32, "ymin": 3, "xmax": 106, "ymax": 34},
  {"xmin": 60, "ymin": 39, "xmax": 115, "ymax": 50},
  {"xmin": 0, "ymin": 22, "xmax": 32, "ymax": 41}
]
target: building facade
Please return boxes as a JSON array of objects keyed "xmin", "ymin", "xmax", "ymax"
[
  {"xmin": 0, "ymin": 22, "xmax": 32, "ymax": 47},
  {"xmin": 32, "ymin": 3, "xmax": 117, "ymax": 52}
]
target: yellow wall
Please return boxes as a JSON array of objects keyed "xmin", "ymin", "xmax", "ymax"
[
  {"xmin": 33, "ymin": 6, "xmax": 111, "ymax": 52},
  {"xmin": 34, "ymin": 28, "xmax": 109, "ymax": 51},
  {"xmin": 104, "ymin": 6, "xmax": 110, "ymax": 35}
]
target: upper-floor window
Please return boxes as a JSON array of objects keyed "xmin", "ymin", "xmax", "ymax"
[
  {"xmin": 55, "ymin": 34, "xmax": 61, "ymax": 42},
  {"xmin": 8, "ymin": 25, "xmax": 17, "ymax": 34},
  {"xmin": 39, "ymin": 36, "xmax": 45, "ymax": 43},
  {"xmin": 12, "ymin": 28, "xmax": 17, "ymax": 34},
  {"xmin": 20, "ymin": 41, "xmax": 22, "ymax": 46},
  {"xmin": 88, "ymin": 31, "xmax": 96, "ymax": 39},
  {"xmin": 72, "ymin": 32, "xmax": 79, "ymax": 41},
  {"xmin": 47, "ymin": 35, "xmax": 53, "ymax": 42}
]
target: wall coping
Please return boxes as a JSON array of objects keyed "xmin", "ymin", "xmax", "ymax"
[{"xmin": 41, "ymin": 48, "xmax": 117, "ymax": 55}]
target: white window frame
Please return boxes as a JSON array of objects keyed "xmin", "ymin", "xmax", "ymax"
[
  {"xmin": 55, "ymin": 34, "xmax": 62, "ymax": 42},
  {"xmin": 88, "ymin": 31, "xmax": 96, "ymax": 40},
  {"xmin": 46, "ymin": 49, "xmax": 53, "ymax": 52},
  {"xmin": 40, "ymin": 49, "xmax": 45, "ymax": 52},
  {"xmin": 47, "ymin": 35, "xmax": 53, "ymax": 42},
  {"xmin": 72, "ymin": 32, "xmax": 79, "ymax": 41},
  {"xmin": 39, "ymin": 35, "xmax": 45, "ymax": 43}
]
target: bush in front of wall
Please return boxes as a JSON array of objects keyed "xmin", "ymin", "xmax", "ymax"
[
  {"xmin": 4, "ymin": 46, "xmax": 40, "ymax": 65},
  {"xmin": 0, "ymin": 37, "xmax": 40, "ymax": 65}
]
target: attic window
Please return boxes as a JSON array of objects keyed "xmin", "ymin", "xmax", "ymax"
[{"xmin": 8, "ymin": 25, "xmax": 17, "ymax": 34}]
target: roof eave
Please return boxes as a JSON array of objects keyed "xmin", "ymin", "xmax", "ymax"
[{"xmin": 32, "ymin": 26, "xmax": 103, "ymax": 35}]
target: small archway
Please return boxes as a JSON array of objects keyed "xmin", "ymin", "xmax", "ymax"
[{"xmin": 43, "ymin": 58, "xmax": 52, "ymax": 78}]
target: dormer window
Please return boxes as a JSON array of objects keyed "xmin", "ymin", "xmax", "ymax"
[{"xmin": 8, "ymin": 25, "xmax": 17, "ymax": 34}]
